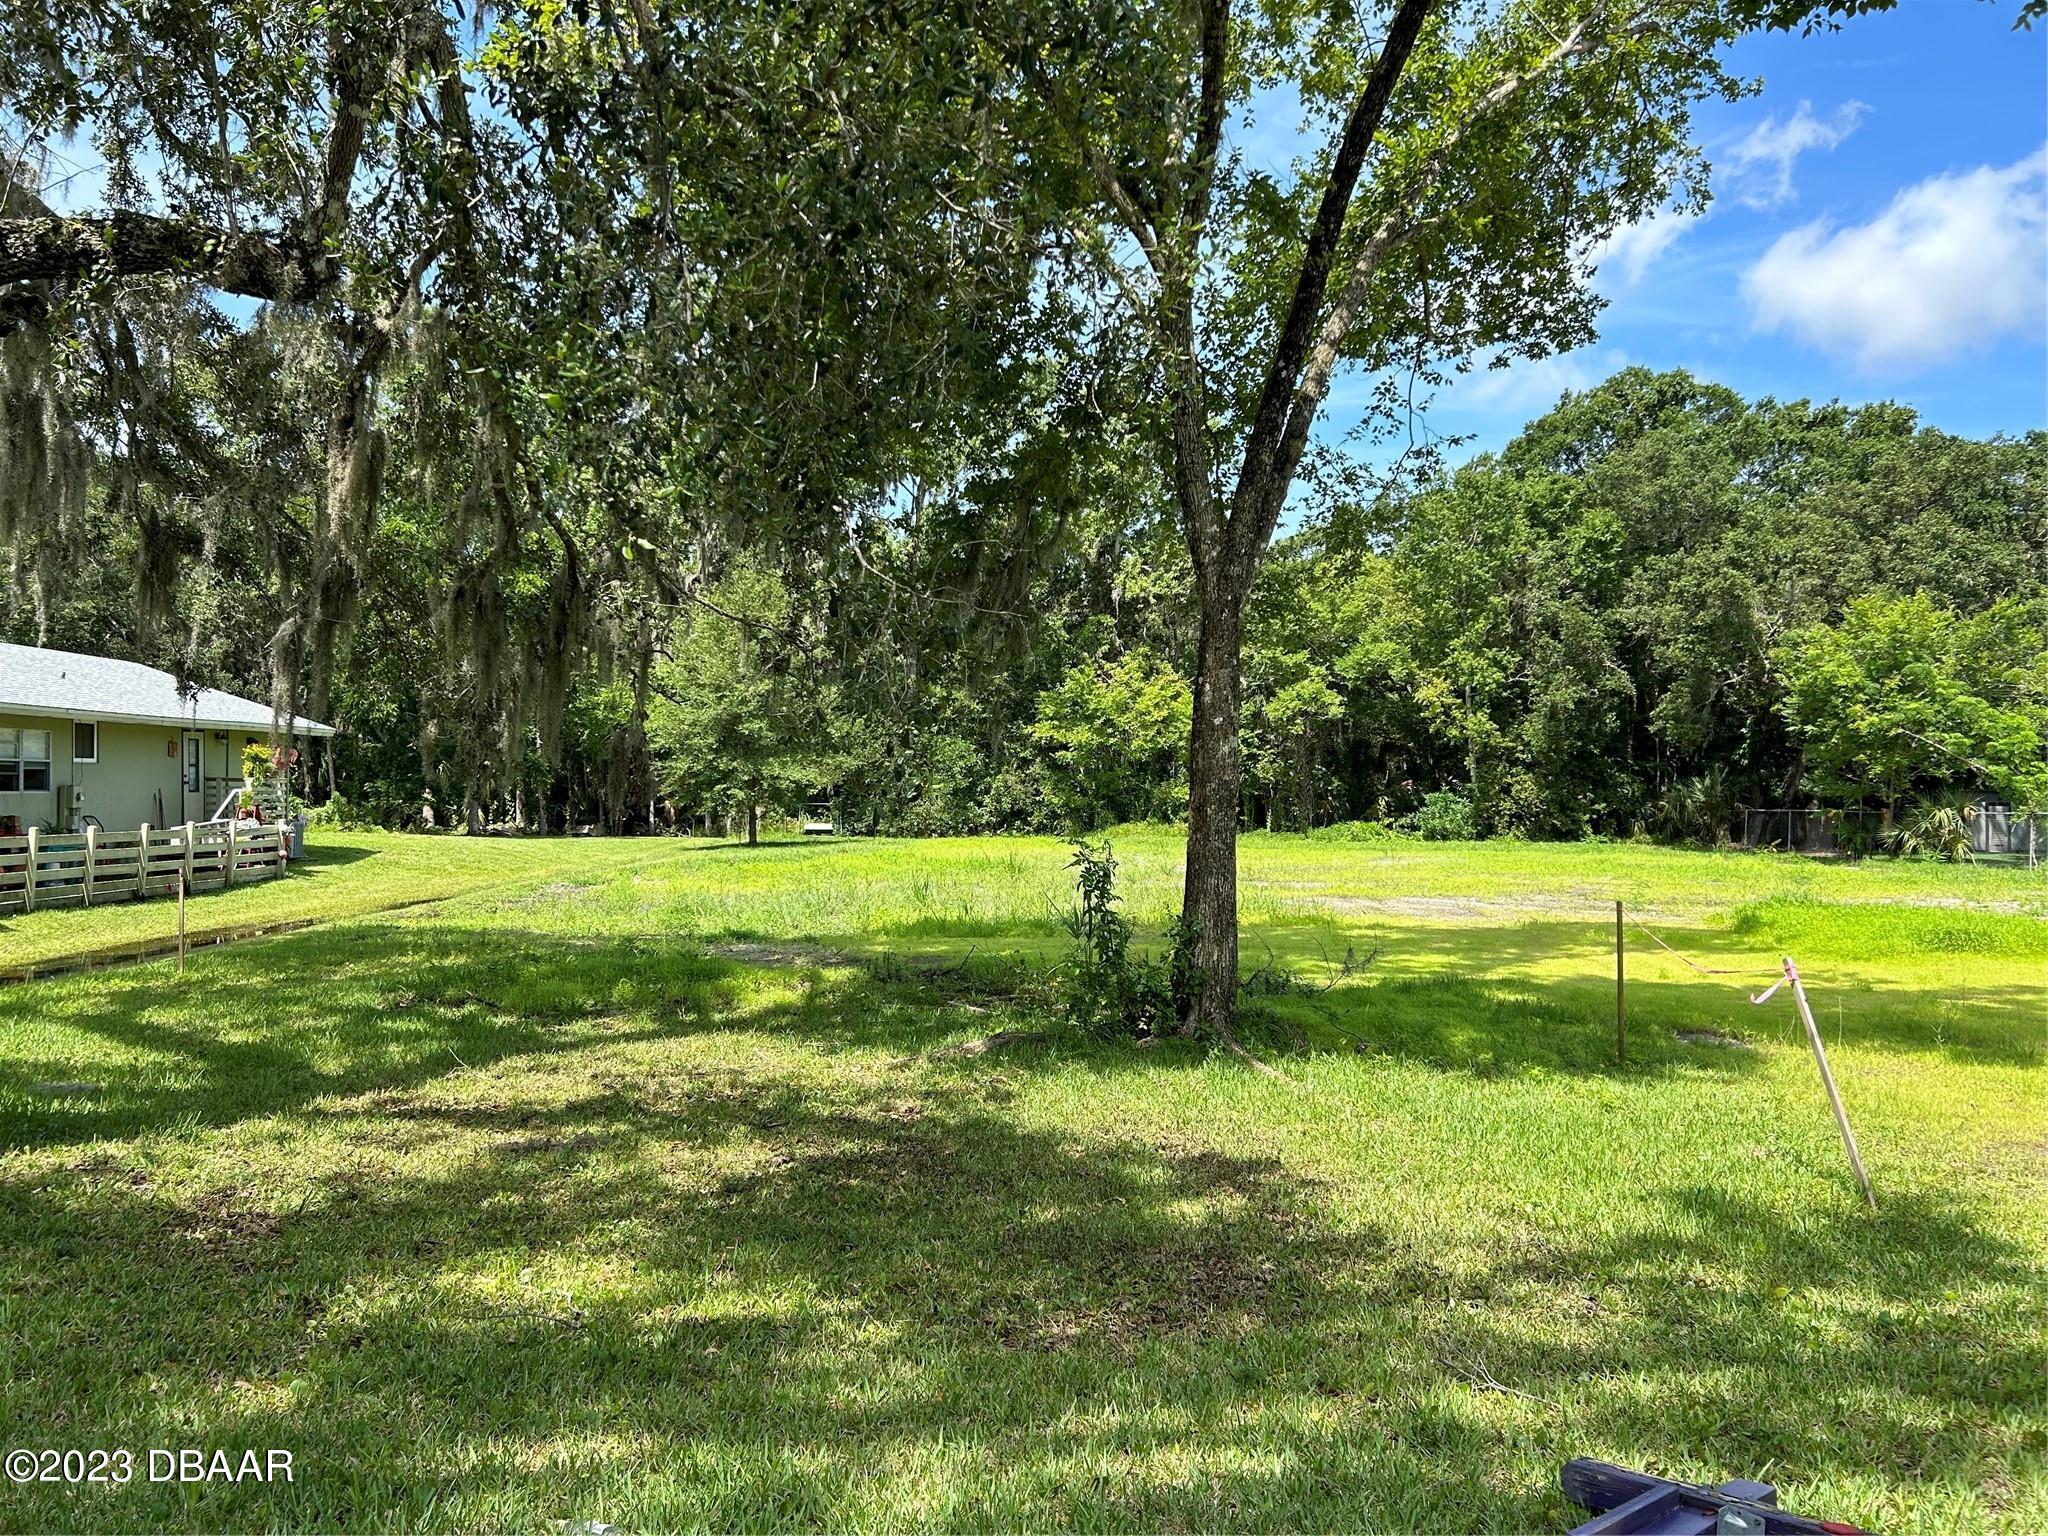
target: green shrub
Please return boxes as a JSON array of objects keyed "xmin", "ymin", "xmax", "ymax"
[
  {"xmin": 306, "ymin": 791, "xmax": 395, "ymax": 832},
  {"xmin": 1654, "ymin": 768, "xmax": 1739, "ymax": 845},
  {"xmin": 1401, "ymin": 792, "xmax": 1479, "ymax": 842}
]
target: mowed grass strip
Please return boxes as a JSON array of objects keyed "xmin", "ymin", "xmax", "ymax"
[{"xmin": 0, "ymin": 830, "xmax": 2041, "ymax": 1532}]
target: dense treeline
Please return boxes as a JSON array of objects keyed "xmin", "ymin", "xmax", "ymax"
[
  {"xmin": 1260, "ymin": 370, "xmax": 2047, "ymax": 836},
  {"xmin": 9, "ymin": 366, "xmax": 2042, "ymax": 838},
  {"xmin": 832, "ymin": 366, "xmax": 2046, "ymax": 839}
]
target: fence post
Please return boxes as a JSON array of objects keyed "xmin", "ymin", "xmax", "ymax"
[
  {"xmin": 23, "ymin": 826, "xmax": 36, "ymax": 912},
  {"xmin": 182, "ymin": 820, "xmax": 195, "ymax": 894},
  {"xmin": 83, "ymin": 822, "xmax": 95, "ymax": 906},
  {"xmin": 1785, "ymin": 957, "xmax": 1876, "ymax": 1211},
  {"xmin": 138, "ymin": 823, "xmax": 150, "ymax": 898},
  {"xmin": 1614, "ymin": 900, "xmax": 1625, "ymax": 1067}
]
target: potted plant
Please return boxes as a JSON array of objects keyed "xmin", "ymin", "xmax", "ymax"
[{"xmin": 242, "ymin": 742, "xmax": 310, "ymax": 860}]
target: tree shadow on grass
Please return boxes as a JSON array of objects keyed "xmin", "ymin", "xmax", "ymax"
[
  {"xmin": 0, "ymin": 923, "xmax": 733, "ymax": 1146},
  {"xmin": 293, "ymin": 841, "xmax": 376, "ymax": 870},
  {"xmin": 853, "ymin": 904, "xmax": 2042, "ymax": 1073},
  {"xmin": 652, "ymin": 836, "xmax": 854, "ymax": 856},
  {"xmin": 0, "ymin": 1032, "xmax": 2035, "ymax": 1532},
  {"xmin": 2, "ymin": 902, "xmax": 2035, "ymax": 1166},
  {"xmin": 1421, "ymin": 1180, "xmax": 2045, "ymax": 1503}
]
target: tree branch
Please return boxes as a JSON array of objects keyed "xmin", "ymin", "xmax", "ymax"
[
  {"xmin": 303, "ymin": 16, "xmax": 385, "ymax": 252},
  {"xmin": 0, "ymin": 16, "xmax": 392, "ymax": 323},
  {"xmin": 1022, "ymin": 57, "xmax": 1165, "ymax": 276},
  {"xmin": 0, "ymin": 211, "xmax": 335, "ymax": 303},
  {"xmin": 1181, "ymin": 0, "xmax": 1233, "ymax": 231},
  {"xmin": 1229, "ymin": 0, "xmax": 1438, "ymax": 543},
  {"xmin": 1235, "ymin": 10, "xmax": 1607, "ymax": 569}
]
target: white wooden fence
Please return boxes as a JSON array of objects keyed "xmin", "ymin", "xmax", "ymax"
[{"xmin": 0, "ymin": 821, "xmax": 289, "ymax": 915}]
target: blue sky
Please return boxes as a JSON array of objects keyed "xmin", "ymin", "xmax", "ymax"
[{"xmin": 1312, "ymin": 0, "xmax": 2048, "ymax": 462}]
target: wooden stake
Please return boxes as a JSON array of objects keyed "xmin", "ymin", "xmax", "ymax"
[
  {"xmin": 1615, "ymin": 900, "xmax": 1625, "ymax": 1067},
  {"xmin": 1784, "ymin": 957, "xmax": 1875, "ymax": 1211},
  {"xmin": 177, "ymin": 872, "xmax": 187, "ymax": 974}
]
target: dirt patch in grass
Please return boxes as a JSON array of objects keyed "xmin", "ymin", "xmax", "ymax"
[
  {"xmin": 496, "ymin": 1131, "xmax": 604, "ymax": 1156},
  {"xmin": 170, "ymin": 1188, "xmax": 285, "ymax": 1256},
  {"xmin": 1676, "ymin": 1029, "xmax": 1754, "ymax": 1049},
  {"xmin": 928, "ymin": 1029, "xmax": 1050, "ymax": 1059},
  {"xmin": 1976, "ymin": 1136, "xmax": 2048, "ymax": 1183},
  {"xmin": 502, "ymin": 881, "xmax": 599, "ymax": 907}
]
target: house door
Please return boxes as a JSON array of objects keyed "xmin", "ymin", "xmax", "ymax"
[{"xmin": 182, "ymin": 732, "xmax": 205, "ymax": 823}]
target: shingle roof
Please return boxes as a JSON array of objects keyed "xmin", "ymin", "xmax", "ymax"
[{"xmin": 0, "ymin": 644, "xmax": 336, "ymax": 736}]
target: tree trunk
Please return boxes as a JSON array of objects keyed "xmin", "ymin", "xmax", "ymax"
[
  {"xmin": 1180, "ymin": 588, "xmax": 1244, "ymax": 1035},
  {"xmin": 1297, "ymin": 732, "xmax": 1313, "ymax": 831},
  {"xmin": 746, "ymin": 803, "xmax": 759, "ymax": 845}
]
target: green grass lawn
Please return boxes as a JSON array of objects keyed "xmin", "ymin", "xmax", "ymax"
[
  {"xmin": 0, "ymin": 830, "xmax": 685, "ymax": 976},
  {"xmin": 0, "ymin": 828, "xmax": 2041, "ymax": 1532}
]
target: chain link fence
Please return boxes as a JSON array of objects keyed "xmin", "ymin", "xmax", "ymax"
[{"xmin": 1738, "ymin": 801, "xmax": 2042, "ymax": 860}]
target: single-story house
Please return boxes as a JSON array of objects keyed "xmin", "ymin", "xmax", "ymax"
[{"xmin": 0, "ymin": 643, "xmax": 334, "ymax": 833}]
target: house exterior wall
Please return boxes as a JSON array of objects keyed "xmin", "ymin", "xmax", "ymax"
[
  {"xmin": 0, "ymin": 711, "xmax": 272, "ymax": 831},
  {"xmin": 85, "ymin": 720, "xmax": 190, "ymax": 827}
]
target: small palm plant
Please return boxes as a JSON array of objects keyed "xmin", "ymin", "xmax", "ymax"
[
  {"xmin": 1655, "ymin": 766, "xmax": 1737, "ymax": 846},
  {"xmin": 1887, "ymin": 792, "xmax": 1979, "ymax": 862}
]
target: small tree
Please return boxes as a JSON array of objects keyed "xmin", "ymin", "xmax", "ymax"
[
  {"xmin": 239, "ymin": 741, "xmax": 305, "ymax": 821},
  {"xmin": 649, "ymin": 565, "xmax": 837, "ymax": 844},
  {"xmin": 1244, "ymin": 660, "xmax": 1346, "ymax": 831}
]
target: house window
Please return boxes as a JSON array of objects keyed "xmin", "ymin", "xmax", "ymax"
[
  {"xmin": 73, "ymin": 721, "xmax": 98, "ymax": 764},
  {"xmin": 0, "ymin": 729, "xmax": 52, "ymax": 792}
]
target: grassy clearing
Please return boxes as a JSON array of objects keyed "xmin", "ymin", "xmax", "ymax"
[{"xmin": 0, "ymin": 828, "xmax": 2041, "ymax": 1532}]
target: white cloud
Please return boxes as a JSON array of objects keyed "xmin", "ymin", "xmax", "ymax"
[
  {"xmin": 1741, "ymin": 146, "xmax": 2048, "ymax": 374},
  {"xmin": 1725, "ymin": 100, "xmax": 1868, "ymax": 210},
  {"xmin": 1588, "ymin": 205, "xmax": 1701, "ymax": 287},
  {"xmin": 1577, "ymin": 100, "xmax": 1865, "ymax": 290},
  {"xmin": 1459, "ymin": 347, "xmax": 1627, "ymax": 414}
]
